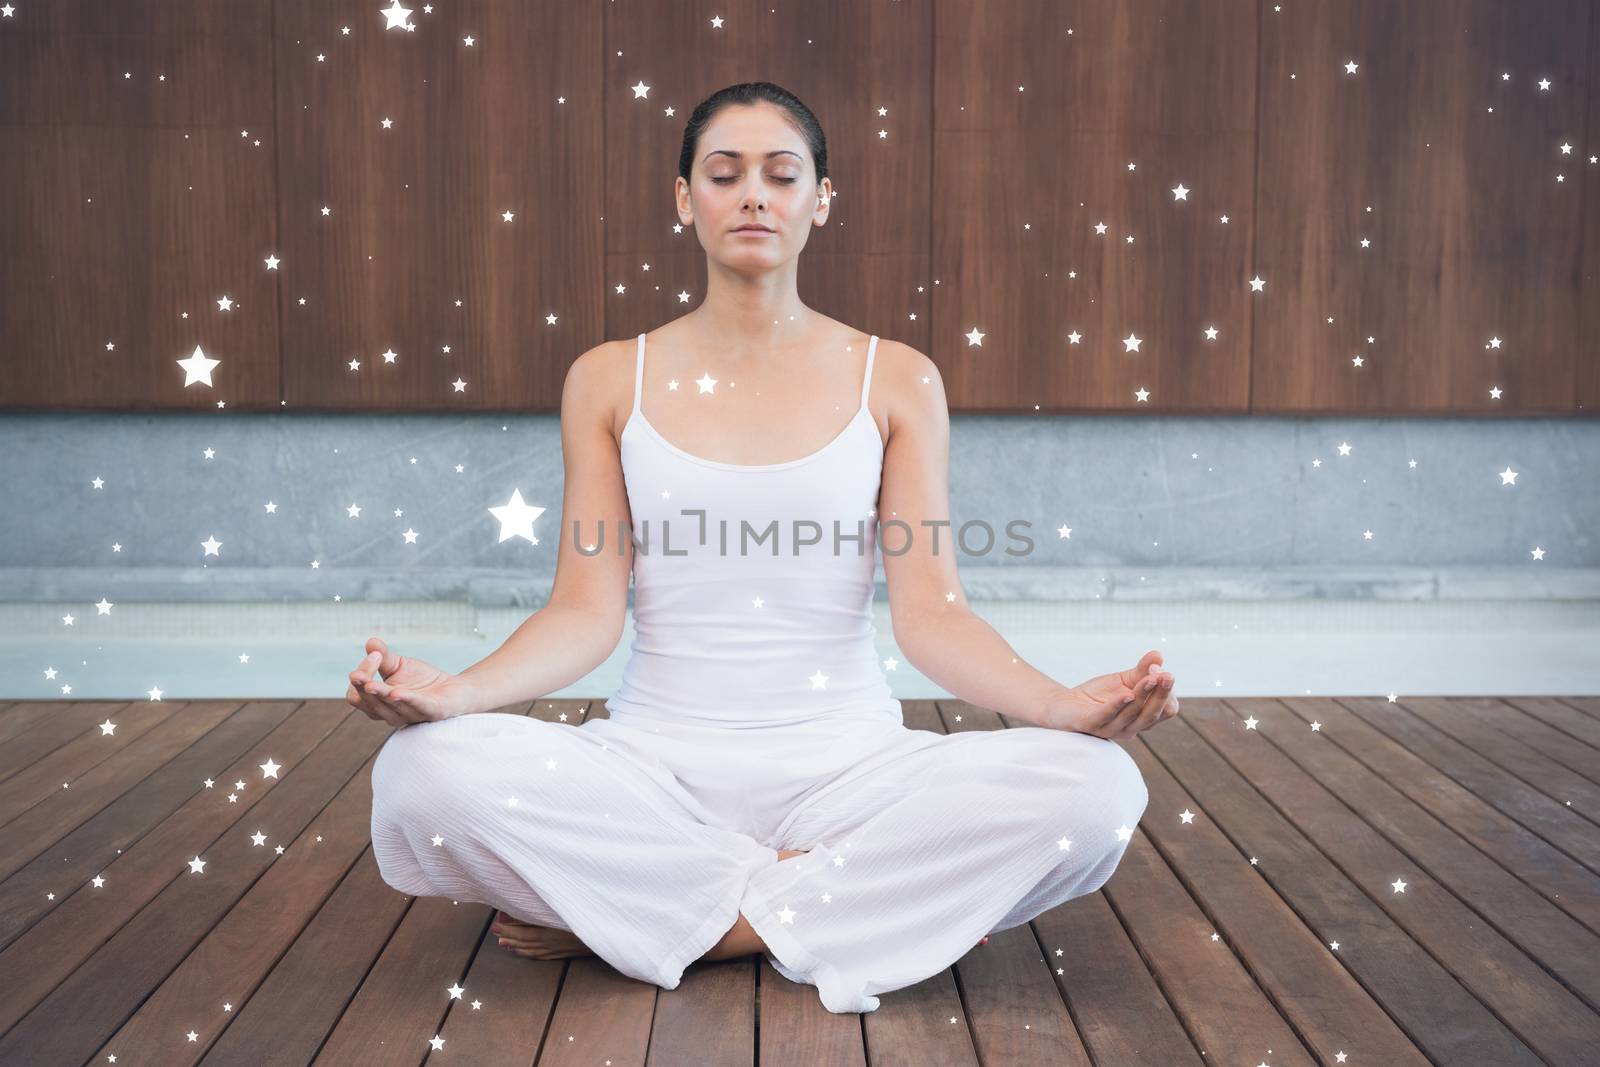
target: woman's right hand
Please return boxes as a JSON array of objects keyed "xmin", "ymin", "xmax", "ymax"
[{"xmin": 346, "ymin": 637, "xmax": 478, "ymax": 726}]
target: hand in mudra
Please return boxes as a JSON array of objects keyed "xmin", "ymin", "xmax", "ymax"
[
  {"xmin": 1045, "ymin": 649, "xmax": 1179, "ymax": 741},
  {"xmin": 345, "ymin": 637, "xmax": 476, "ymax": 726}
]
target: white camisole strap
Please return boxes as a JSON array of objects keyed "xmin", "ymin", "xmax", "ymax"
[
  {"xmin": 860, "ymin": 335, "xmax": 878, "ymax": 413},
  {"xmin": 633, "ymin": 332, "xmax": 646, "ymax": 417}
]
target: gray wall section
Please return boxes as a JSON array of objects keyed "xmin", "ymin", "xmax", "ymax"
[{"xmin": 1, "ymin": 413, "xmax": 1595, "ymax": 602}]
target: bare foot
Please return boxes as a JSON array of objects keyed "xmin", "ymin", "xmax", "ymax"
[
  {"xmin": 492, "ymin": 910, "xmax": 595, "ymax": 960},
  {"xmin": 494, "ymin": 851, "xmax": 812, "ymax": 960}
]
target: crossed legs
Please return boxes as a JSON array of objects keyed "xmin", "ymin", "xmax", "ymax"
[{"xmin": 369, "ymin": 713, "xmax": 1149, "ymax": 1012}]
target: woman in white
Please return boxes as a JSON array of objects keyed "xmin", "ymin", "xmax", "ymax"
[{"xmin": 346, "ymin": 82, "xmax": 1179, "ymax": 1015}]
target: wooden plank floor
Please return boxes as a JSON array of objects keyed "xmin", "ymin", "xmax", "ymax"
[{"xmin": 0, "ymin": 695, "xmax": 1597, "ymax": 1065}]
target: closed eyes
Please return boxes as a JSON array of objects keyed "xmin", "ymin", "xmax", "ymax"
[{"xmin": 712, "ymin": 176, "xmax": 796, "ymax": 184}]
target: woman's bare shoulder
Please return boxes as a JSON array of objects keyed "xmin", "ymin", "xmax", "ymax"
[
  {"xmin": 871, "ymin": 338, "xmax": 946, "ymax": 440},
  {"xmin": 561, "ymin": 338, "xmax": 637, "ymax": 441},
  {"xmin": 873, "ymin": 336, "xmax": 936, "ymax": 376}
]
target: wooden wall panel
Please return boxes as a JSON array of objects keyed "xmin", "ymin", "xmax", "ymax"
[
  {"xmin": 0, "ymin": 0, "xmax": 1593, "ymax": 416},
  {"xmin": 932, "ymin": 0, "xmax": 1258, "ymax": 414},
  {"xmin": 1252, "ymin": 0, "xmax": 1591, "ymax": 415},
  {"xmin": 0, "ymin": 3, "xmax": 269, "ymax": 125},
  {"xmin": 1579, "ymin": 0, "xmax": 1600, "ymax": 414},
  {"xmin": 601, "ymin": 0, "xmax": 934, "ymax": 350},
  {"xmin": 0, "ymin": 4, "xmax": 279, "ymax": 409},
  {"xmin": 275, "ymin": 0, "xmax": 603, "ymax": 411}
]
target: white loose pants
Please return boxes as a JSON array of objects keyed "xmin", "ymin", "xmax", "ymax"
[{"xmin": 368, "ymin": 710, "xmax": 1149, "ymax": 1014}]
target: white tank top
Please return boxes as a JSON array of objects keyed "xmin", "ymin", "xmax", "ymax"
[{"xmin": 604, "ymin": 331, "xmax": 902, "ymax": 731}]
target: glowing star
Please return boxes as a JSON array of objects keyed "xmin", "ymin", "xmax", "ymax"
[
  {"xmin": 92, "ymin": 874, "xmax": 105, "ymax": 888},
  {"xmin": 1122, "ymin": 333, "xmax": 1142, "ymax": 352},
  {"xmin": 447, "ymin": 983, "xmax": 464, "ymax": 1000},
  {"xmin": 380, "ymin": 1, "xmax": 414, "ymax": 32},
  {"xmin": 1248, "ymin": 275, "xmax": 1266, "ymax": 292},
  {"xmin": 695, "ymin": 372, "xmax": 719, "ymax": 394},
  {"xmin": 250, "ymin": 831, "xmax": 267, "ymax": 847},
  {"xmin": 431, "ymin": 834, "xmax": 444, "ymax": 847},
  {"xmin": 776, "ymin": 904, "xmax": 797, "ymax": 924},
  {"xmin": 201, "ymin": 535, "xmax": 222, "ymax": 557},
  {"xmin": 176, "ymin": 345, "xmax": 222, "ymax": 387},
  {"xmin": 429, "ymin": 1035, "xmax": 445, "ymax": 1051},
  {"xmin": 1242, "ymin": 715, "xmax": 1259, "ymax": 730},
  {"xmin": 488, "ymin": 489, "xmax": 546, "ymax": 545},
  {"xmin": 99, "ymin": 719, "xmax": 117, "ymax": 736},
  {"xmin": 964, "ymin": 327, "xmax": 985, "ymax": 346},
  {"xmin": 187, "ymin": 1030, "xmax": 198, "ymax": 1042},
  {"xmin": 147, "ymin": 686, "xmax": 164, "ymax": 701},
  {"xmin": 259, "ymin": 758, "xmax": 281, "ymax": 778},
  {"xmin": 1056, "ymin": 836, "xmax": 1072, "ymax": 851},
  {"xmin": 808, "ymin": 669, "xmax": 829, "ymax": 689},
  {"xmin": 1498, "ymin": 467, "xmax": 1518, "ymax": 485},
  {"xmin": 188, "ymin": 856, "xmax": 207, "ymax": 874},
  {"xmin": 1180, "ymin": 809, "xmax": 1195, "ymax": 824},
  {"xmin": 1392, "ymin": 878, "xmax": 1408, "ymax": 893}
]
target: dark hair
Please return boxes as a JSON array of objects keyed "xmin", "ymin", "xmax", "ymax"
[{"xmin": 678, "ymin": 82, "xmax": 828, "ymax": 185}]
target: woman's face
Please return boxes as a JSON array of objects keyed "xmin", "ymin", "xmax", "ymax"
[{"xmin": 679, "ymin": 103, "xmax": 831, "ymax": 267}]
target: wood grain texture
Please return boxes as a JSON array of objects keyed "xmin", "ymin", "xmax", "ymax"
[
  {"xmin": 0, "ymin": 694, "xmax": 1594, "ymax": 1063},
  {"xmin": 10, "ymin": 1, "xmax": 1586, "ymax": 414}
]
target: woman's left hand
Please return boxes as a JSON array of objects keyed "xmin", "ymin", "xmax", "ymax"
[{"xmin": 1043, "ymin": 649, "xmax": 1179, "ymax": 741}]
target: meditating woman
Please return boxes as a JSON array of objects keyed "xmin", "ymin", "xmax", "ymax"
[{"xmin": 345, "ymin": 81, "xmax": 1178, "ymax": 1015}]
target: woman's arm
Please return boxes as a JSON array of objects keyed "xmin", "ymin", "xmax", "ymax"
[
  {"xmin": 876, "ymin": 341, "xmax": 1072, "ymax": 729},
  {"xmin": 457, "ymin": 341, "xmax": 636, "ymax": 714}
]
